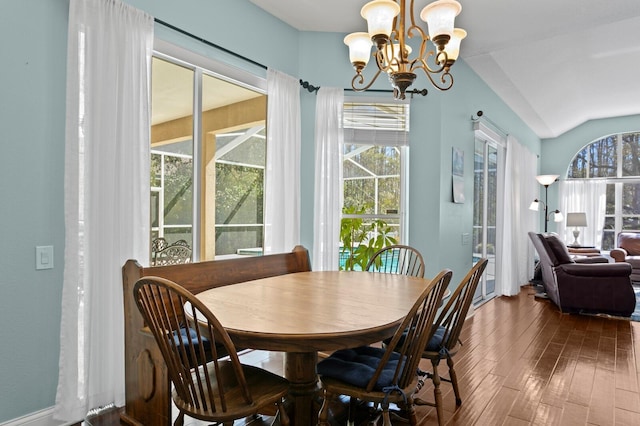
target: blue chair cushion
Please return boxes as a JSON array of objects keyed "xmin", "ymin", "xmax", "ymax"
[
  {"xmin": 382, "ymin": 325, "xmax": 448, "ymax": 352},
  {"xmin": 172, "ymin": 327, "xmax": 210, "ymax": 349},
  {"xmin": 172, "ymin": 327, "xmax": 212, "ymax": 365},
  {"xmin": 317, "ymin": 346, "xmax": 404, "ymax": 391},
  {"xmin": 426, "ymin": 325, "xmax": 447, "ymax": 351}
]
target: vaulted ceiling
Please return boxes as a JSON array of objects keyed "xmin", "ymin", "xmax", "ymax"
[{"xmin": 250, "ymin": 0, "xmax": 640, "ymax": 138}]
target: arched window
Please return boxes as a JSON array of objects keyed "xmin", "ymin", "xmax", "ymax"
[{"xmin": 567, "ymin": 132, "xmax": 640, "ymax": 249}]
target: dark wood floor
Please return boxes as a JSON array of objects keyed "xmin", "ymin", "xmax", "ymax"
[{"xmin": 83, "ymin": 284, "xmax": 640, "ymax": 425}]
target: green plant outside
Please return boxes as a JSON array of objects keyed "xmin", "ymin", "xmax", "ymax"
[{"xmin": 339, "ymin": 205, "xmax": 398, "ymax": 271}]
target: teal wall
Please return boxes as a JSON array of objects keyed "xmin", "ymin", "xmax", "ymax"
[
  {"xmin": 539, "ymin": 114, "xmax": 640, "ymax": 231},
  {"xmin": 127, "ymin": 0, "xmax": 300, "ymax": 77},
  {"xmin": 9, "ymin": 0, "xmax": 627, "ymax": 422},
  {"xmin": 0, "ymin": 0, "xmax": 68, "ymax": 421},
  {"xmin": 0, "ymin": 0, "xmax": 302, "ymax": 422},
  {"xmin": 295, "ymin": 31, "xmax": 540, "ymax": 278}
]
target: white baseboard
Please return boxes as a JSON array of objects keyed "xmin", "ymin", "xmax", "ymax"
[{"xmin": 0, "ymin": 407, "xmax": 76, "ymax": 426}]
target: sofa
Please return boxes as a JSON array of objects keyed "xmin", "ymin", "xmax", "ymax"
[
  {"xmin": 610, "ymin": 232, "xmax": 640, "ymax": 283},
  {"xmin": 529, "ymin": 232, "xmax": 635, "ymax": 317}
]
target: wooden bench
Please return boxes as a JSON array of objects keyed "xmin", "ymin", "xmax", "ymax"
[{"xmin": 121, "ymin": 245, "xmax": 312, "ymax": 426}]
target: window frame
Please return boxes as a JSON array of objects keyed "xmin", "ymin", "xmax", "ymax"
[
  {"xmin": 151, "ymin": 41, "xmax": 267, "ymax": 262},
  {"xmin": 341, "ymin": 98, "xmax": 411, "ymax": 245},
  {"xmin": 566, "ymin": 131, "xmax": 640, "ymax": 250}
]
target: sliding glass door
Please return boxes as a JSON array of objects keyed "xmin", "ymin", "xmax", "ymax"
[{"xmin": 473, "ymin": 138, "xmax": 498, "ymax": 304}]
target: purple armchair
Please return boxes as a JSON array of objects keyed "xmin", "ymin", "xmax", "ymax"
[{"xmin": 529, "ymin": 232, "xmax": 635, "ymax": 317}]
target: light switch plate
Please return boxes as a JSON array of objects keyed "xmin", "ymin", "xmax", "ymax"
[{"xmin": 36, "ymin": 245, "xmax": 54, "ymax": 270}]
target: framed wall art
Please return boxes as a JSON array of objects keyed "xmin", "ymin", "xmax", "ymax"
[{"xmin": 452, "ymin": 147, "xmax": 465, "ymax": 203}]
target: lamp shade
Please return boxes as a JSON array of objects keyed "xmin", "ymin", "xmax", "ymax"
[
  {"xmin": 535, "ymin": 174, "xmax": 559, "ymax": 186},
  {"xmin": 344, "ymin": 32, "xmax": 373, "ymax": 66},
  {"xmin": 420, "ymin": 0, "xmax": 462, "ymax": 42},
  {"xmin": 443, "ymin": 28, "xmax": 466, "ymax": 62},
  {"xmin": 553, "ymin": 211, "xmax": 564, "ymax": 223},
  {"xmin": 566, "ymin": 212, "xmax": 587, "ymax": 227},
  {"xmin": 361, "ymin": 0, "xmax": 400, "ymax": 39},
  {"xmin": 529, "ymin": 200, "xmax": 540, "ymax": 211}
]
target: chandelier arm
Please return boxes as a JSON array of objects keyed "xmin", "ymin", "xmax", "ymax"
[
  {"xmin": 411, "ymin": 53, "xmax": 446, "ymax": 75},
  {"xmin": 412, "ymin": 62, "xmax": 454, "ymax": 91},
  {"xmin": 405, "ymin": 22, "xmax": 449, "ymax": 74},
  {"xmin": 397, "ymin": 0, "xmax": 406, "ymax": 42},
  {"xmin": 435, "ymin": 50, "xmax": 449, "ymax": 68},
  {"xmin": 407, "ymin": 23, "xmax": 427, "ymax": 43},
  {"xmin": 375, "ymin": 49, "xmax": 395, "ymax": 74},
  {"xmin": 350, "ymin": 68, "xmax": 385, "ymax": 92},
  {"xmin": 439, "ymin": 70, "xmax": 454, "ymax": 90},
  {"xmin": 406, "ymin": 23, "xmax": 430, "ymax": 71},
  {"xmin": 408, "ymin": 0, "xmax": 417, "ymax": 27}
]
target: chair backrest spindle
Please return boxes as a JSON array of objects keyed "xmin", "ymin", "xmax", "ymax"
[
  {"xmin": 366, "ymin": 244, "xmax": 425, "ymax": 278},
  {"xmin": 434, "ymin": 259, "xmax": 488, "ymax": 353},
  {"xmin": 365, "ymin": 269, "xmax": 452, "ymax": 392},
  {"xmin": 134, "ymin": 277, "xmax": 253, "ymax": 416}
]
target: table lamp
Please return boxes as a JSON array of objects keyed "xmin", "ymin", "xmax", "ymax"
[{"xmin": 566, "ymin": 212, "xmax": 587, "ymax": 247}]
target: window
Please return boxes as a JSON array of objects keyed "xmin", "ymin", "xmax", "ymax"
[
  {"xmin": 567, "ymin": 132, "xmax": 640, "ymax": 249},
  {"xmin": 151, "ymin": 146, "xmax": 193, "ymax": 244},
  {"xmin": 213, "ymin": 125, "xmax": 265, "ymax": 256},
  {"xmin": 340, "ymin": 101, "xmax": 410, "ymax": 266},
  {"xmin": 150, "ymin": 54, "xmax": 266, "ymax": 263}
]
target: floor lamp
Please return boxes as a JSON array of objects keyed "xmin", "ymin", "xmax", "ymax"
[
  {"xmin": 529, "ymin": 174, "xmax": 562, "ymax": 300},
  {"xmin": 529, "ymin": 174, "xmax": 563, "ymax": 232}
]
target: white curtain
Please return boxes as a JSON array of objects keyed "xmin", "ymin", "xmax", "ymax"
[
  {"xmin": 264, "ymin": 69, "xmax": 301, "ymax": 254},
  {"xmin": 55, "ymin": 0, "xmax": 153, "ymax": 421},
  {"xmin": 557, "ymin": 179, "xmax": 607, "ymax": 247},
  {"xmin": 313, "ymin": 88, "xmax": 344, "ymax": 270},
  {"xmin": 498, "ymin": 135, "xmax": 538, "ymax": 296}
]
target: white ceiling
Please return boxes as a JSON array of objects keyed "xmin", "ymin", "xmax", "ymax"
[
  {"xmin": 151, "ymin": 57, "xmax": 262, "ymax": 126},
  {"xmin": 250, "ymin": 0, "xmax": 640, "ymax": 138}
]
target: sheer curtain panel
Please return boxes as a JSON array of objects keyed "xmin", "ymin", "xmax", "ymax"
[
  {"xmin": 498, "ymin": 135, "xmax": 537, "ymax": 296},
  {"xmin": 264, "ymin": 69, "xmax": 301, "ymax": 254},
  {"xmin": 558, "ymin": 179, "xmax": 607, "ymax": 247},
  {"xmin": 313, "ymin": 88, "xmax": 344, "ymax": 270},
  {"xmin": 55, "ymin": 0, "xmax": 153, "ymax": 421}
]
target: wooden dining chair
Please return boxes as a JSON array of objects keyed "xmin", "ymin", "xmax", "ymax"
[
  {"xmin": 133, "ymin": 276, "xmax": 290, "ymax": 426},
  {"xmin": 365, "ymin": 244, "xmax": 426, "ymax": 278},
  {"xmin": 317, "ymin": 269, "xmax": 452, "ymax": 426},
  {"xmin": 415, "ymin": 258, "xmax": 488, "ymax": 425}
]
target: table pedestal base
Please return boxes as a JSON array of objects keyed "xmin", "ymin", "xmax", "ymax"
[{"xmin": 284, "ymin": 352, "xmax": 320, "ymax": 425}]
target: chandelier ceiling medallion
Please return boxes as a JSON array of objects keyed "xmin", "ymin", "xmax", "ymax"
[{"xmin": 344, "ymin": 0, "xmax": 466, "ymax": 100}]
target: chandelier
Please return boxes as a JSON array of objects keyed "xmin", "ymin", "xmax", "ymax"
[{"xmin": 344, "ymin": 0, "xmax": 466, "ymax": 100}]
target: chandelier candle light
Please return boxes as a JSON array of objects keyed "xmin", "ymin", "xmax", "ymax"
[
  {"xmin": 529, "ymin": 174, "xmax": 563, "ymax": 233},
  {"xmin": 344, "ymin": 0, "xmax": 466, "ymax": 100}
]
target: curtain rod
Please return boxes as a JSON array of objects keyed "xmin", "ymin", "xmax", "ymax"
[
  {"xmin": 154, "ymin": 19, "xmax": 428, "ymax": 98},
  {"xmin": 155, "ymin": 18, "xmax": 268, "ymax": 70},
  {"xmin": 300, "ymin": 80, "xmax": 428, "ymax": 98}
]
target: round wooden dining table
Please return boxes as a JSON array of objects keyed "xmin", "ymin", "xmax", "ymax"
[{"xmin": 195, "ymin": 270, "xmax": 433, "ymax": 425}]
